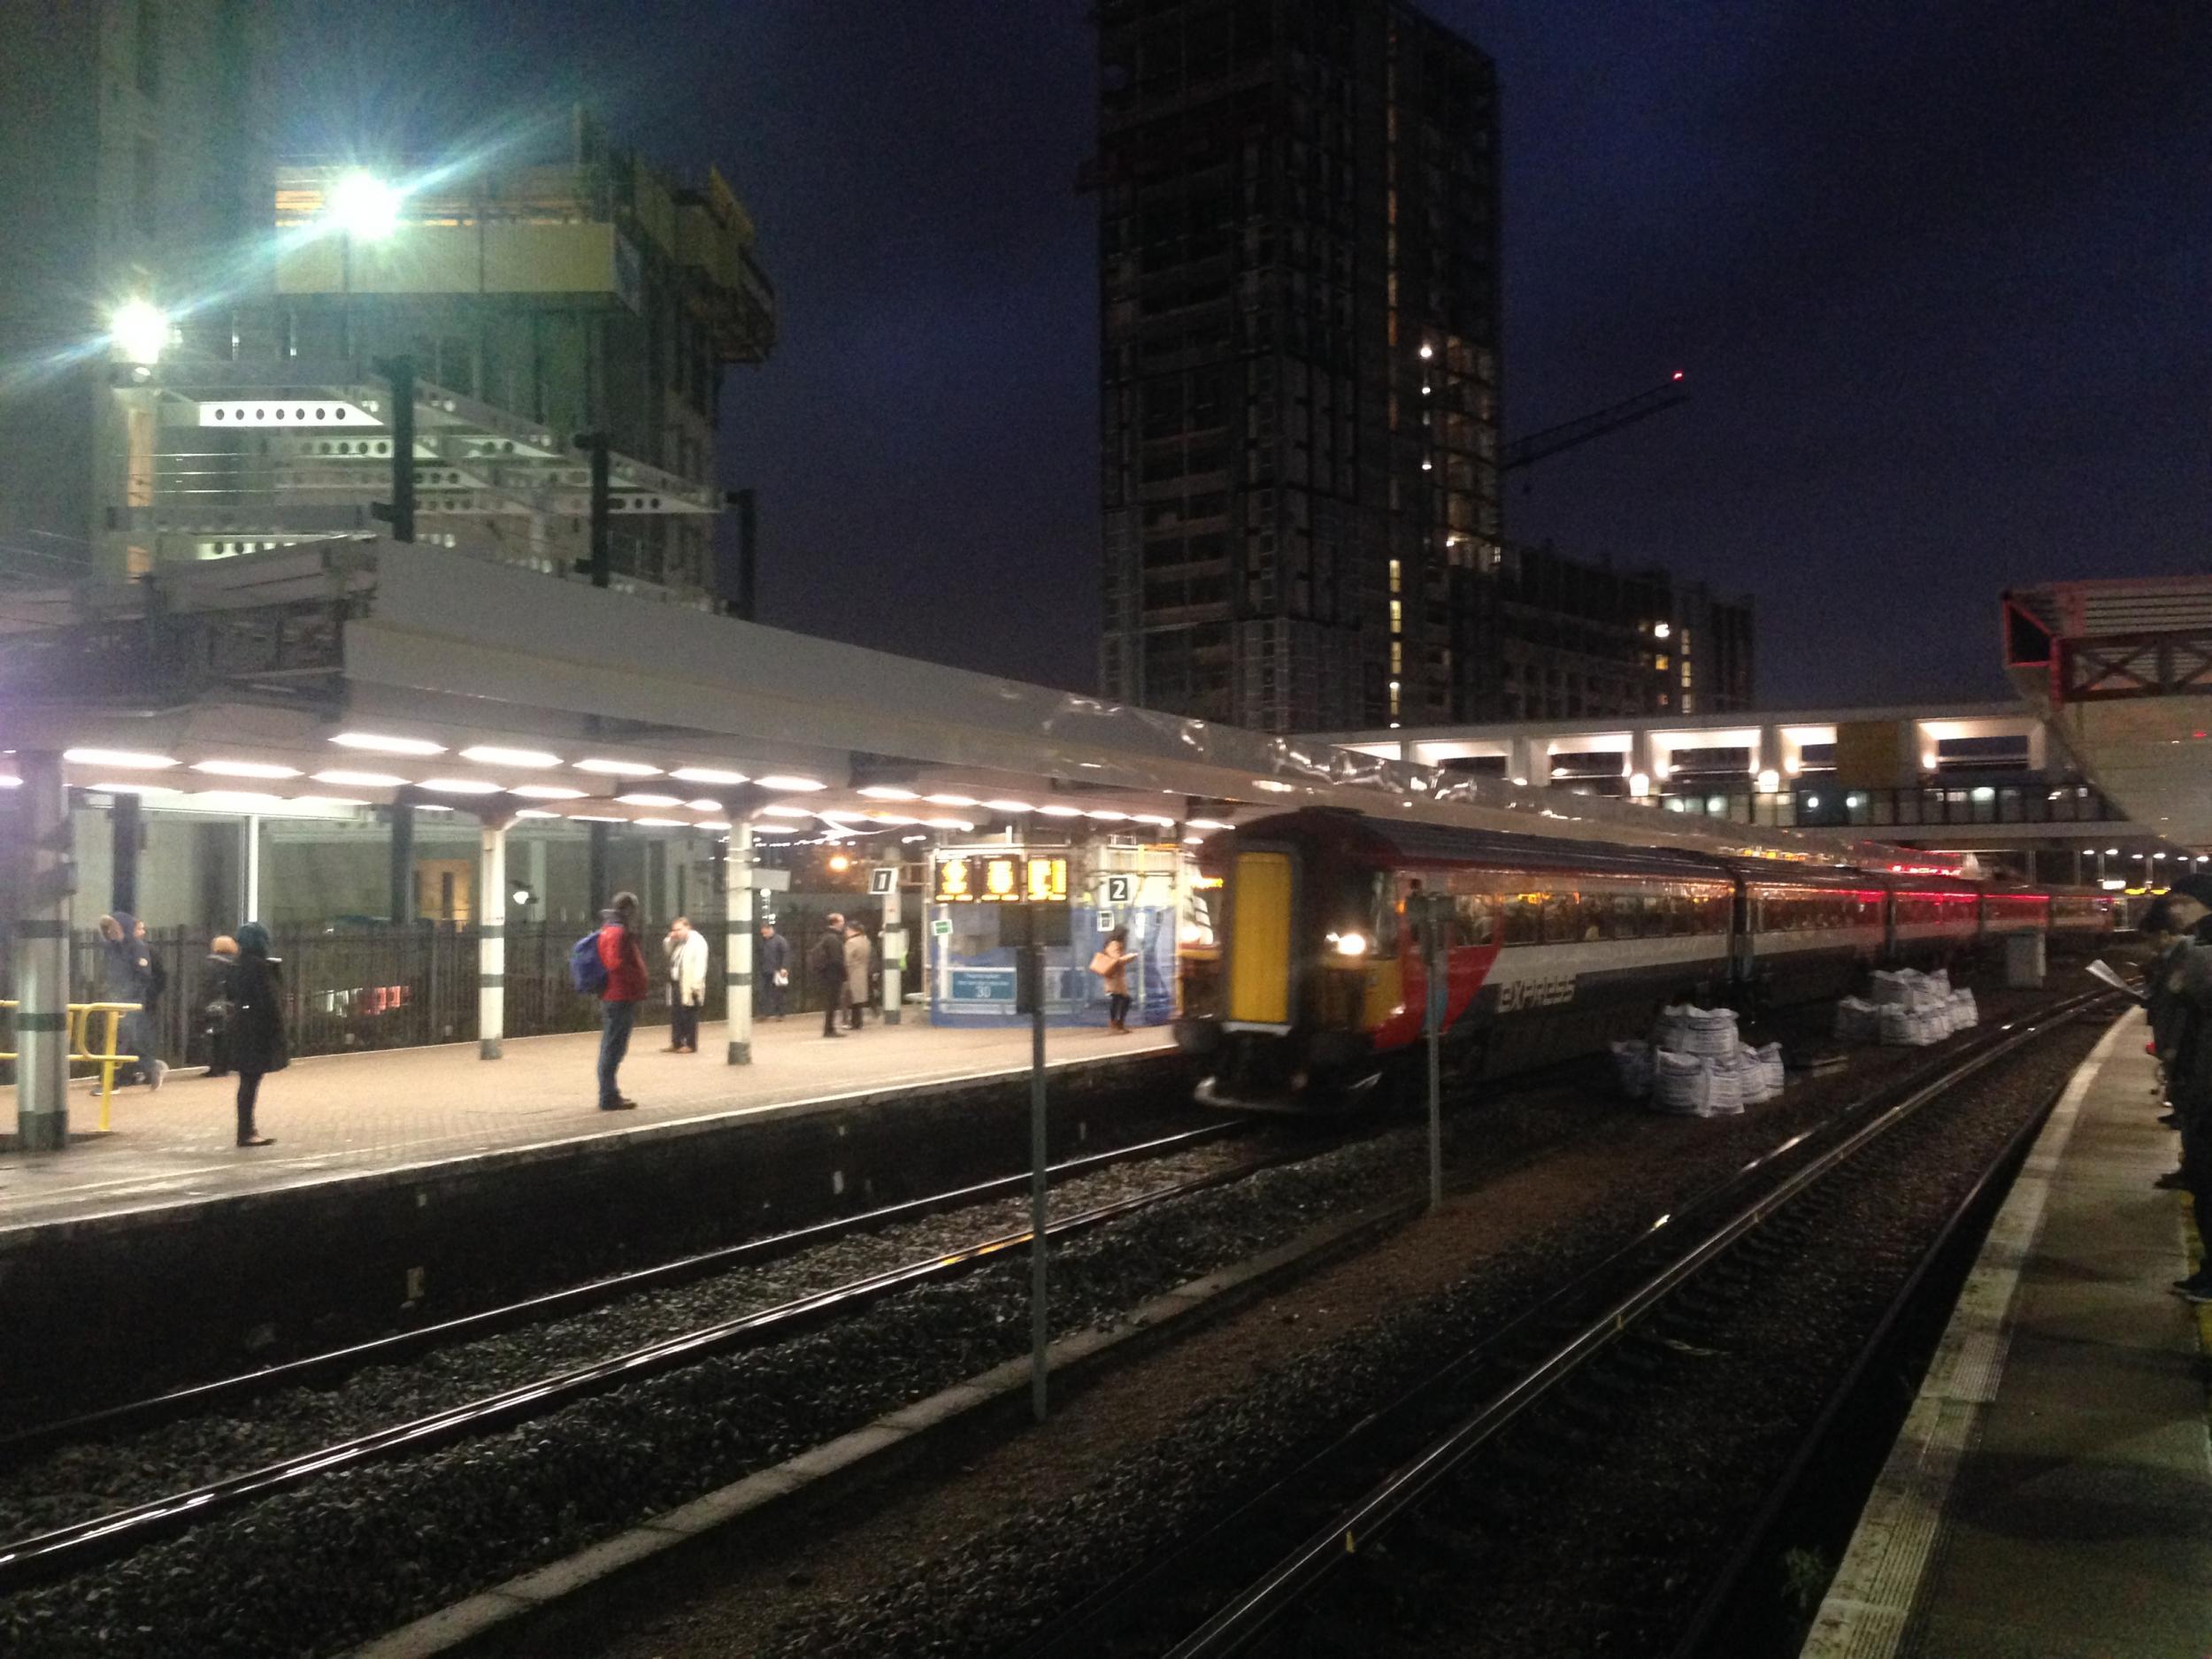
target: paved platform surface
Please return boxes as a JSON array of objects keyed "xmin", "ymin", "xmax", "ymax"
[
  {"xmin": 1802, "ymin": 1010, "xmax": 2212, "ymax": 1659},
  {"xmin": 0, "ymin": 1015, "xmax": 1175, "ymax": 1236}
]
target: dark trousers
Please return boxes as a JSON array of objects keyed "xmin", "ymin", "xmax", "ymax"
[
  {"xmin": 847, "ymin": 997, "xmax": 865, "ymax": 1030},
  {"xmin": 822, "ymin": 990, "xmax": 842, "ymax": 1036},
  {"xmin": 2184, "ymin": 1094, "xmax": 2212, "ymax": 1276},
  {"xmin": 235, "ymin": 1070, "xmax": 264, "ymax": 1141},
  {"xmin": 760, "ymin": 978, "xmax": 787, "ymax": 1018},
  {"xmin": 1108, "ymin": 992, "xmax": 1132, "ymax": 1027},
  {"xmin": 599, "ymin": 1000, "xmax": 638, "ymax": 1105},
  {"xmin": 671, "ymin": 1002, "xmax": 701, "ymax": 1051}
]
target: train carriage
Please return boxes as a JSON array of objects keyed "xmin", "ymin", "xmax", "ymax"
[
  {"xmin": 1733, "ymin": 866, "xmax": 1887, "ymax": 1007},
  {"xmin": 1186, "ymin": 810, "xmax": 1735, "ymax": 1108}
]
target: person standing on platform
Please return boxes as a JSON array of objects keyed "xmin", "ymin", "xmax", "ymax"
[
  {"xmin": 595, "ymin": 891, "xmax": 649, "ymax": 1110},
  {"xmin": 757, "ymin": 920, "xmax": 790, "ymax": 1020},
  {"xmin": 2162, "ymin": 876, "xmax": 2212, "ymax": 1304},
  {"xmin": 225, "ymin": 923, "xmax": 287, "ymax": 1148},
  {"xmin": 2144, "ymin": 893, "xmax": 2203, "ymax": 1135},
  {"xmin": 97, "ymin": 912, "xmax": 166, "ymax": 1088},
  {"xmin": 199, "ymin": 934, "xmax": 239, "ymax": 1078},
  {"xmin": 663, "ymin": 915, "xmax": 709, "ymax": 1054},
  {"xmin": 1094, "ymin": 926, "xmax": 1134, "ymax": 1033},
  {"xmin": 812, "ymin": 912, "xmax": 849, "ymax": 1038},
  {"xmin": 843, "ymin": 918, "xmax": 872, "ymax": 1031}
]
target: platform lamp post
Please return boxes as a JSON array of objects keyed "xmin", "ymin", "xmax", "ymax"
[
  {"xmin": 1007, "ymin": 861, "xmax": 1071, "ymax": 1422},
  {"xmin": 476, "ymin": 814, "xmax": 511, "ymax": 1059},
  {"xmin": 726, "ymin": 818, "xmax": 755, "ymax": 1065},
  {"xmin": 13, "ymin": 751, "xmax": 73, "ymax": 1152}
]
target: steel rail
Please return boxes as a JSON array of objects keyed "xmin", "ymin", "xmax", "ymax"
[
  {"xmin": 0, "ymin": 1118, "xmax": 1244, "ymax": 1468},
  {"xmin": 0, "ymin": 1137, "xmax": 1276, "ymax": 1594},
  {"xmin": 1663, "ymin": 1060, "xmax": 2080, "ymax": 1658},
  {"xmin": 1159, "ymin": 992, "xmax": 2114, "ymax": 1659}
]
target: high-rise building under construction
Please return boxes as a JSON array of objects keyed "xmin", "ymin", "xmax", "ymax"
[{"xmin": 1094, "ymin": 0, "xmax": 1502, "ymax": 732}]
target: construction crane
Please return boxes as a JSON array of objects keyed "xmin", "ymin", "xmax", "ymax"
[{"xmin": 1501, "ymin": 372, "xmax": 1689, "ymax": 474}]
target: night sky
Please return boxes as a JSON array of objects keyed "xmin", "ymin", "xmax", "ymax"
[{"xmin": 280, "ymin": 1, "xmax": 2211, "ymax": 713}]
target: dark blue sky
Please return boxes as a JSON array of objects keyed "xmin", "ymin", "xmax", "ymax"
[{"xmin": 282, "ymin": 1, "xmax": 2211, "ymax": 710}]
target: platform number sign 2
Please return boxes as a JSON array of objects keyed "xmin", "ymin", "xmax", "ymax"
[
  {"xmin": 1103, "ymin": 874, "xmax": 1134, "ymax": 905},
  {"xmin": 870, "ymin": 865, "xmax": 898, "ymax": 895}
]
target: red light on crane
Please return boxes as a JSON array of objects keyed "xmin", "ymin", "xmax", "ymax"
[{"xmin": 1671, "ymin": 370, "xmax": 1685, "ymax": 381}]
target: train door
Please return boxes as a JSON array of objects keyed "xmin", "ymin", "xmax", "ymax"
[{"xmin": 1222, "ymin": 847, "xmax": 1297, "ymax": 1032}]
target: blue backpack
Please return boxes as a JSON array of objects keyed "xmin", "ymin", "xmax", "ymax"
[{"xmin": 568, "ymin": 930, "xmax": 609, "ymax": 996}]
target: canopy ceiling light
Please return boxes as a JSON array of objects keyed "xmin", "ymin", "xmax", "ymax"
[
  {"xmin": 575, "ymin": 757, "xmax": 660, "ymax": 777},
  {"xmin": 419, "ymin": 778, "xmax": 503, "ymax": 795},
  {"xmin": 756, "ymin": 774, "xmax": 826, "ymax": 792},
  {"xmin": 510, "ymin": 784, "xmax": 587, "ymax": 801},
  {"xmin": 191, "ymin": 760, "xmax": 301, "ymax": 780},
  {"xmin": 109, "ymin": 298, "xmax": 171, "ymax": 366},
  {"xmin": 461, "ymin": 745, "xmax": 562, "ymax": 769},
  {"xmin": 326, "ymin": 170, "xmax": 404, "ymax": 240},
  {"xmin": 332, "ymin": 732, "xmax": 445, "ymax": 757},
  {"xmin": 315, "ymin": 768, "xmax": 408, "ymax": 788},
  {"xmin": 65, "ymin": 748, "xmax": 178, "ymax": 770},
  {"xmin": 671, "ymin": 766, "xmax": 749, "ymax": 786}
]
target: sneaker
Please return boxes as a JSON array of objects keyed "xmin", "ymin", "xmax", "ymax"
[
  {"xmin": 2154, "ymin": 1171, "xmax": 2191, "ymax": 1191},
  {"xmin": 148, "ymin": 1059, "xmax": 167, "ymax": 1091}
]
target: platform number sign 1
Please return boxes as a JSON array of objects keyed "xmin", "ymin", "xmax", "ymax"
[
  {"xmin": 870, "ymin": 865, "xmax": 897, "ymax": 896},
  {"xmin": 1103, "ymin": 873, "xmax": 1134, "ymax": 905}
]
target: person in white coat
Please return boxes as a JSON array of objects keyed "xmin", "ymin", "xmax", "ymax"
[{"xmin": 664, "ymin": 916, "xmax": 710, "ymax": 1053}]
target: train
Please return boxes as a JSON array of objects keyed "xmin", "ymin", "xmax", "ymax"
[{"xmin": 1173, "ymin": 808, "xmax": 2119, "ymax": 1110}]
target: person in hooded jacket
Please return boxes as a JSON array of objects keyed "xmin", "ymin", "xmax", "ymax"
[
  {"xmin": 225, "ymin": 923, "xmax": 287, "ymax": 1148},
  {"xmin": 97, "ymin": 911, "xmax": 166, "ymax": 1088},
  {"xmin": 200, "ymin": 935, "xmax": 240, "ymax": 1078}
]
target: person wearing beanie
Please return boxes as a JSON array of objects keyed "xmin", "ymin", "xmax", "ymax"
[{"xmin": 225, "ymin": 923, "xmax": 288, "ymax": 1148}]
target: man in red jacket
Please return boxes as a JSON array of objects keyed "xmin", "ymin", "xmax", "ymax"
[{"xmin": 595, "ymin": 890, "xmax": 649, "ymax": 1110}]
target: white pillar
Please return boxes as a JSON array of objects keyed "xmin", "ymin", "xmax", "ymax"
[
  {"xmin": 478, "ymin": 820, "xmax": 506, "ymax": 1059},
  {"xmin": 1756, "ymin": 724, "xmax": 1784, "ymax": 780},
  {"xmin": 2025, "ymin": 721, "xmax": 2050, "ymax": 775},
  {"xmin": 726, "ymin": 819, "xmax": 754, "ymax": 1064},
  {"xmin": 1507, "ymin": 735, "xmax": 1544, "ymax": 788},
  {"xmin": 879, "ymin": 865, "xmax": 903, "ymax": 1025},
  {"xmin": 14, "ymin": 752, "xmax": 71, "ymax": 1150},
  {"xmin": 243, "ymin": 814, "xmax": 262, "ymax": 922}
]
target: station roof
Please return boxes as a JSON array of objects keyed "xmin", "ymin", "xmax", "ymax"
[{"xmin": 0, "ymin": 543, "xmax": 1982, "ymax": 873}]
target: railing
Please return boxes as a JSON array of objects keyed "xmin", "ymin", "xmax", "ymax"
[
  {"xmin": 0, "ymin": 917, "xmax": 872, "ymax": 1075},
  {"xmin": 0, "ymin": 1000, "xmax": 139, "ymax": 1131}
]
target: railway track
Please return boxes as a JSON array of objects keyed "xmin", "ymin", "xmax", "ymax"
[
  {"xmin": 1016, "ymin": 991, "xmax": 2116, "ymax": 1659},
  {"xmin": 0, "ymin": 1119, "xmax": 1272, "ymax": 1595}
]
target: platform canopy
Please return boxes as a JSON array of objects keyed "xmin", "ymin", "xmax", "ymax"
[
  {"xmin": 0, "ymin": 541, "xmax": 1978, "ymax": 872},
  {"xmin": 2004, "ymin": 575, "xmax": 2212, "ymax": 852}
]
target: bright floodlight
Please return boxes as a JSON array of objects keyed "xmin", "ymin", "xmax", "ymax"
[
  {"xmin": 110, "ymin": 299, "xmax": 169, "ymax": 365},
  {"xmin": 327, "ymin": 171, "xmax": 403, "ymax": 240}
]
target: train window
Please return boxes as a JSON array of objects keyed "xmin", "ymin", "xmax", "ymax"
[
  {"xmin": 1540, "ymin": 891, "xmax": 1578, "ymax": 943},
  {"xmin": 1454, "ymin": 891, "xmax": 1498, "ymax": 945},
  {"xmin": 1698, "ymin": 892, "xmax": 1732, "ymax": 933},
  {"xmin": 1610, "ymin": 893, "xmax": 1643, "ymax": 941},
  {"xmin": 1662, "ymin": 891, "xmax": 1694, "ymax": 936},
  {"xmin": 1640, "ymin": 889, "xmax": 1671, "ymax": 938},
  {"xmin": 1502, "ymin": 892, "xmax": 1543, "ymax": 946},
  {"xmin": 1369, "ymin": 873, "xmax": 1401, "ymax": 952}
]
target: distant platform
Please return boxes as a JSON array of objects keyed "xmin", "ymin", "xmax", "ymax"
[
  {"xmin": 0, "ymin": 1015, "xmax": 1176, "ymax": 1240},
  {"xmin": 1802, "ymin": 1010, "xmax": 2212, "ymax": 1659}
]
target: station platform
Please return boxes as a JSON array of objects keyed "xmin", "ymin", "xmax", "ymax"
[
  {"xmin": 1802, "ymin": 1010, "xmax": 2212, "ymax": 1659},
  {"xmin": 0, "ymin": 1015, "xmax": 1175, "ymax": 1239}
]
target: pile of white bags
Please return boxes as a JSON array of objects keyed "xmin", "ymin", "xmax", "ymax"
[
  {"xmin": 1839, "ymin": 969, "xmax": 1976, "ymax": 1046},
  {"xmin": 1632, "ymin": 1005, "xmax": 1778, "ymax": 1118}
]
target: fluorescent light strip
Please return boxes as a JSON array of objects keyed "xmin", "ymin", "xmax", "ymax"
[
  {"xmin": 756, "ymin": 774, "xmax": 825, "ymax": 792},
  {"xmin": 419, "ymin": 778, "xmax": 503, "ymax": 795},
  {"xmin": 192, "ymin": 760, "xmax": 302, "ymax": 780},
  {"xmin": 575, "ymin": 757, "xmax": 661, "ymax": 777},
  {"xmin": 461, "ymin": 745, "xmax": 562, "ymax": 768},
  {"xmin": 332, "ymin": 733, "xmax": 445, "ymax": 757},
  {"xmin": 671, "ymin": 766, "xmax": 749, "ymax": 786},
  {"xmin": 315, "ymin": 769, "xmax": 409, "ymax": 788},
  {"xmin": 65, "ymin": 748, "xmax": 177, "ymax": 770},
  {"xmin": 617, "ymin": 793, "xmax": 684, "ymax": 808},
  {"xmin": 510, "ymin": 784, "xmax": 587, "ymax": 801},
  {"xmin": 857, "ymin": 786, "xmax": 918, "ymax": 801}
]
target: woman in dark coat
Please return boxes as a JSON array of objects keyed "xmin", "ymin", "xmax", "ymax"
[{"xmin": 226, "ymin": 923, "xmax": 288, "ymax": 1148}]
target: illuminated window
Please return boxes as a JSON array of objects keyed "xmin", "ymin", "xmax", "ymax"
[
  {"xmin": 1391, "ymin": 642, "xmax": 1403, "ymax": 673},
  {"xmin": 1389, "ymin": 560, "xmax": 1402, "ymax": 594},
  {"xmin": 1388, "ymin": 680, "xmax": 1402, "ymax": 717},
  {"xmin": 1389, "ymin": 599, "xmax": 1402, "ymax": 631}
]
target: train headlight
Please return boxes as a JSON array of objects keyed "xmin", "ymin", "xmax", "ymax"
[{"xmin": 1331, "ymin": 931, "xmax": 1369, "ymax": 957}]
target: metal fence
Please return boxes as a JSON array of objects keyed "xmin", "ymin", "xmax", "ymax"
[{"xmin": 0, "ymin": 910, "xmax": 902, "ymax": 1070}]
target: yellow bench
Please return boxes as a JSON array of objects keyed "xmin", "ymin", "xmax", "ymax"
[{"xmin": 0, "ymin": 1001, "xmax": 142, "ymax": 1133}]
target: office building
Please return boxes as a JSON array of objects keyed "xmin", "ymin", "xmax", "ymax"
[{"xmin": 1095, "ymin": 0, "xmax": 1502, "ymax": 732}]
